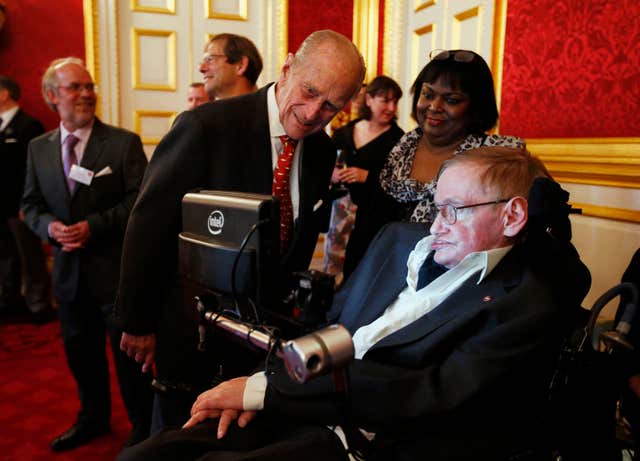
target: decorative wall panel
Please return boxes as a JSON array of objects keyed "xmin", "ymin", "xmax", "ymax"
[
  {"xmin": 131, "ymin": 0, "xmax": 176, "ymax": 14},
  {"xmin": 205, "ymin": 0, "xmax": 248, "ymax": 20},
  {"xmin": 132, "ymin": 29, "xmax": 177, "ymax": 90}
]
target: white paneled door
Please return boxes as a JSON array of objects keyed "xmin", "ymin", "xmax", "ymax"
[{"xmin": 88, "ymin": 0, "xmax": 286, "ymax": 158}]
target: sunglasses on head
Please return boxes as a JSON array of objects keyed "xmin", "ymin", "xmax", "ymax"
[{"xmin": 429, "ymin": 49, "xmax": 476, "ymax": 63}]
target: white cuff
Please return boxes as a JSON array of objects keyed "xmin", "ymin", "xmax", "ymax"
[{"xmin": 242, "ymin": 371, "xmax": 267, "ymax": 410}]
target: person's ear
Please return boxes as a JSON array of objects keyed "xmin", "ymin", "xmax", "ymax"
[
  {"xmin": 279, "ymin": 53, "xmax": 295, "ymax": 82},
  {"xmin": 364, "ymin": 93, "xmax": 373, "ymax": 107},
  {"xmin": 236, "ymin": 56, "xmax": 249, "ymax": 77},
  {"xmin": 503, "ymin": 196, "xmax": 528, "ymax": 237},
  {"xmin": 46, "ymin": 88, "xmax": 59, "ymax": 106}
]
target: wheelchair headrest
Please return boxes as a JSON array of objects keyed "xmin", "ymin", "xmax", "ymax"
[{"xmin": 527, "ymin": 177, "xmax": 579, "ymax": 242}]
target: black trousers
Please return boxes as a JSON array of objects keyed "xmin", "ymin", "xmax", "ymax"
[
  {"xmin": 0, "ymin": 218, "xmax": 50, "ymax": 312},
  {"xmin": 117, "ymin": 416, "xmax": 348, "ymax": 461},
  {"xmin": 57, "ymin": 283, "xmax": 153, "ymax": 432}
]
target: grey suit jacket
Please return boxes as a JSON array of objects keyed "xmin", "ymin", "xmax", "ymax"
[{"xmin": 21, "ymin": 118, "xmax": 147, "ymax": 305}]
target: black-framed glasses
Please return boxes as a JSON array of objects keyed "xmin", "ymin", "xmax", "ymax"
[
  {"xmin": 430, "ymin": 198, "xmax": 511, "ymax": 225},
  {"xmin": 201, "ymin": 53, "xmax": 228, "ymax": 64},
  {"xmin": 58, "ymin": 82, "xmax": 97, "ymax": 93},
  {"xmin": 429, "ymin": 49, "xmax": 476, "ymax": 63}
]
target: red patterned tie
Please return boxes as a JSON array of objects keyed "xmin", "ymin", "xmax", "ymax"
[{"xmin": 272, "ymin": 135, "xmax": 298, "ymax": 253}]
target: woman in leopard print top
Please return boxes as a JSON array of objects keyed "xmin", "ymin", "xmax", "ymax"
[{"xmin": 380, "ymin": 50, "xmax": 525, "ymax": 223}]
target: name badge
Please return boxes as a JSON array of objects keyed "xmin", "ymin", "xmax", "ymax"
[{"xmin": 69, "ymin": 164, "xmax": 94, "ymax": 186}]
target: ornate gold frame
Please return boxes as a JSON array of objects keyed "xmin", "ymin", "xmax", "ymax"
[
  {"xmin": 352, "ymin": 0, "xmax": 379, "ymax": 82},
  {"xmin": 83, "ymin": 0, "xmax": 101, "ymax": 117},
  {"xmin": 205, "ymin": 0, "xmax": 248, "ymax": 21},
  {"xmin": 134, "ymin": 110, "xmax": 177, "ymax": 144},
  {"xmin": 528, "ymin": 139, "xmax": 640, "ymax": 189},
  {"xmin": 132, "ymin": 28, "xmax": 177, "ymax": 91},
  {"xmin": 131, "ymin": 0, "xmax": 176, "ymax": 14},
  {"xmin": 415, "ymin": 1, "xmax": 436, "ymax": 13}
]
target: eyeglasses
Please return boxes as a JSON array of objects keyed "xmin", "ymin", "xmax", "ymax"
[
  {"xmin": 429, "ymin": 49, "xmax": 476, "ymax": 63},
  {"xmin": 58, "ymin": 83, "xmax": 97, "ymax": 93},
  {"xmin": 201, "ymin": 53, "xmax": 228, "ymax": 64},
  {"xmin": 430, "ymin": 198, "xmax": 511, "ymax": 225}
]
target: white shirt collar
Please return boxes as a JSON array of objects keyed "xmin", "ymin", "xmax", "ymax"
[
  {"xmin": 59, "ymin": 119, "xmax": 94, "ymax": 146},
  {"xmin": 406, "ymin": 235, "xmax": 513, "ymax": 290},
  {"xmin": 0, "ymin": 106, "xmax": 19, "ymax": 131},
  {"xmin": 267, "ymin": 84, "xmax": 286, "ymax": 140}
]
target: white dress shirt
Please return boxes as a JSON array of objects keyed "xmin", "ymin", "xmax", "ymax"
[
  {"xmin": 0, "ymin": 105, "xmax": 19, "ymax": 132},
  {"xmin": 267, "ymin": 84, "xmax": 302, "ymax": 221},
  {"xmin": 243, "ymin": 236, "xmax": 512, "ymax": 408},
  {"xmin": 59, "ymin": 119, "xmax": 94, "ymax": 166}
]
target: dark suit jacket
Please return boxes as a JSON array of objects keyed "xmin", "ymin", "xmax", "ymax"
[
  {"xmin": 115, "ymin": 85, "xmax": 335, "ymax": 382},
  {"xmin": 264, "ymin": 222, "xmax": 591, "ymax": 460},
  {"xmin": 0, "ymin": 109, "xmax": 44, "ymax": 218},
  {"xmin": 21, "ymin": 118, "xmax": 147, "ymax": 305}
]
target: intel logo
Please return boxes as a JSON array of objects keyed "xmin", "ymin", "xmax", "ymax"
[{"xmin": 207, "ymin": 210, "xmax": 224, "ymax": 235}]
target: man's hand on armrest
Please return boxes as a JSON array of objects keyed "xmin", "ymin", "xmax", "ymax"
[
  {"xmin": 183, "ymin": 376, "xmax": 257, "ymax": 438},
  {"xmin": 120, "ymin": 332, "xmax": 156, "ymax": 373}
]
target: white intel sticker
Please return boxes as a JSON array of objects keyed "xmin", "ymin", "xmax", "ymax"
[{"xmin": 207, "ymin": 210, "xmax": 224, "ymax": 235}]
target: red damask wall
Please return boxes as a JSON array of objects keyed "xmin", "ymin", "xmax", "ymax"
[
  {"xmin": 288, "ymin": 0, "xmax": 354, "ymax": 53},
  {"xmin": 0, "ymin": 0, "xmax": 85, "ymax": 131},
  {"xmin": 501, "ymin": 0, "xmax": 640, "ymax": 138}
]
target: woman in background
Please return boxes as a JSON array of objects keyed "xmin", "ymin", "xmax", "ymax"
[
  {"xmin": 331, "ymin": 76, "xmax": 404, "ymax": 283},
  {"xmin": 380, "ymin": 49, "xmax": 524, "ymax": 223}
]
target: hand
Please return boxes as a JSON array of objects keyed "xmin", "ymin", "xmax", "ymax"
[
  {"xmin": 331, "ymin": 166, "xmax": 343, "ymax": 184},
  {"xmin": 50, "ymin": 220, "xmax": 73, "ymax": 244},
  {"xmin": 183, "ymin": 377, "xmax": 250, "ymax": 434},
  {"xmin": 184, "ymin": 408, "xmax": 257, "ymax": 439},
  {"xmin": 337, "ymin": 166, "xmax": 368, "ymax": 184},
  {"xmin": 50, "ymin": 220, "xmax": 91, "ymax": 251},
  {"xmin": 120, "ymin": 332, "xmax": 156, "ymax": 373},
  {"xmin": 63, "ymin": 221, "xmax": 91, "ymax": 248}
]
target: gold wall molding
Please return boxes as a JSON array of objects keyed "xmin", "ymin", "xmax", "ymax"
[
  {"xmin": 83, "ymin": 0, "xmax": 101, "ymax": 118},
  {"xmin": 132, "ymin": 28, "xmax": 177, "ymax": 91},
  {"xmin": 134, "ymin": 110, "xmax": 177, "ymax": 144},
  {"xmin": 491, "ymin": 0, "xmax": 507, "ymax": 131},
  {"xmin": 277, "ymin": 0, "xmax": 287, "ymax": 67},
  {"xmin": 415, "ymin": 1, "xmax": 436, "ymax": 13},
  {"xmin": 528, "ymin": 138, "xmax": 640, "ymax": 189},
  {"xmin": 571, "ymin": 202, "xmax": 640, "ymax": 224},
  {"xmin": 205, "ymin": 0, "xmax": 248, "ymax": 20},
  {"xmin": 353, "ymin": 0, "xmax": 379, "ymax": 82},
  {"xmin": 131, "ymin": 0, "xmax": 176, "ymax": 14}
]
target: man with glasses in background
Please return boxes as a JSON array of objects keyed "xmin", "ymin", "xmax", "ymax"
[
  {"xmin": 119, "ymin": 146, "xmax": 591, "ymax": 461},
  {"xmin": 21, "ymin": 57, "xmax": 152, "ymax": 452},
  {"xmin": 199, "ymin": 33, "xmax": 263, "ymax": 100}
]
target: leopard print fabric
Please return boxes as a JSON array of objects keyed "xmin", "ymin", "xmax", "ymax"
[{"xmin": 379, "ymin": 127, "xmax": 525, "ymax": 223}]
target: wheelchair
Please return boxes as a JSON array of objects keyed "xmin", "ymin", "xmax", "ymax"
[{"xmin": 518, "ymin": 280, "xmax": 639, "ymax": 461}]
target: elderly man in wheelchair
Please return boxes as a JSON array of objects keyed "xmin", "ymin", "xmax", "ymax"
[{"xmin": 119, "ymin": 146, "xmax": 603, "ymax": 461}]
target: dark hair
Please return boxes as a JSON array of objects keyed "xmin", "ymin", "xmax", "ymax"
[
  {"xmin": 210, "ymin": 33, "xmax": 263, "ymax": 85},
  {"xmin": 0, "ymin": 75, "xmax": 20, "ymax": 101},
  {"xmin": 358, "ymin": 75, "xmax": 402, "ymax": 120},
  {"xmin": 410, "ymin": 50, "xmax": 498, "ymax": 134}
]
